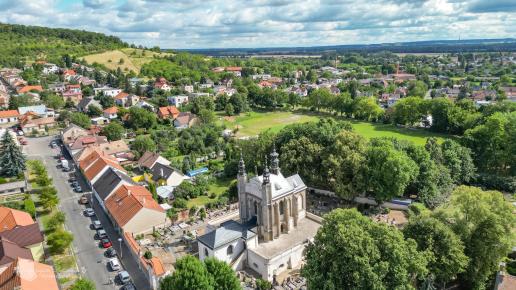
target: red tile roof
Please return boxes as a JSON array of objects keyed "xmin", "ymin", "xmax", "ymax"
[
  {"xmin": 158, "ymin": 106, "xmax": 179, "ymax": 119},
  {"xmin": 0, "ymin": 237, "xmax": 33, "ymax": 266},
  {"xmin": 103, "ymin": 106, "xmax": 118, "ymax": 114},
  {"xmin": 225, "ymin": 67, "xmax": 242, "ymax": 71},
  {"xmin": 114, "ymin": 92, "xmax": 129, "ymax": 100},
  {"xmin": 0, "ymin": 110, "xmax": 19, "ymax": 119},
  {"xmin": 0, "ymin": 207, "xmax": 34, "ymax": 233},
  {"xmin": 16, "ymin": 86, "xmax": 43, "ymax": 94},
  {"xmin": 0, "ymin": 257, "xmax": 59, "ymax": 290}
]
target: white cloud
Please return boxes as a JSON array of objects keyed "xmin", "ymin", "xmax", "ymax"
[{"xmin": 0, "ymin": 0, "xmax": 513, "ymax": 48}]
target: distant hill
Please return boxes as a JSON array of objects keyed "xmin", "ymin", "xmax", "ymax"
[
  {"xmin": 178, "ymin": 38, "xmax": 516, "ymax": 56},
  {"xmin": 0, "ymin": 23, "xmax": 127, "ymax": 67},
  {"xmin": 82, "ymin": 48, "xmax": 173, "ymax": 74}
]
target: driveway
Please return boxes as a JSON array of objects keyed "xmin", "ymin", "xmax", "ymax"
[{"xmin": 25, "ymin": 135, "xmax": 148, "ymax": 290}]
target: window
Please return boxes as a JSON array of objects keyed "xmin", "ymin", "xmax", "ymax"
[
  {"xmin": 227, "ymin": 245, "xmax": 233, "ymax": 255},
  {"xmin": 279, "ymin": 200, "xmax": 284, "ymax": 215},
  {"xmin": 204, "ymin": 248, "xmax": 209, "ymax": 257},
  {"xmin": 253, "ymin": 263, "xmax": 258, "ymax": 269}
]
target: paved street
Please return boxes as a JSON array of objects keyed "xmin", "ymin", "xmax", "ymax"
[{"xmin": 25, "ymin": 136, "xmax": 148, "ymax": 290}]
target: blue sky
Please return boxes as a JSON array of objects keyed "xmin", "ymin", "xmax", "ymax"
[{"xmin": 0, "ymin": 0, "xmax": 514, "ymax": 49}]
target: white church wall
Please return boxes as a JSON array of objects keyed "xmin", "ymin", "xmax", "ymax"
[
  {"xmin": 212, "ymin": 239, "xmax": 245, "ymax": 265},
  {"xmin": 248, "ymin": 242, "xmax": 306, "ymax": 282}
]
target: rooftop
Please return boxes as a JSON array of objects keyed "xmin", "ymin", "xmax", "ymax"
[{"xmin": 198, "ymin": 218, "xmax": 257, "ymax": 250}]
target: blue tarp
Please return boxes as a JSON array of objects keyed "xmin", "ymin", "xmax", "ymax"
[{"xmin": 187, "ymin": 167, "xmax": 209, "ymax": 177}]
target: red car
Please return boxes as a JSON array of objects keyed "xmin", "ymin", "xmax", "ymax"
[{"xmin": 101, "ymin": 238, "xmax": 112, "ymax": 248}]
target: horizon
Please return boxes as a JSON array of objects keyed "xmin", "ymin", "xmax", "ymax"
[{"xmin": 0, "ymin": 0, "xmax": 514, "ymax": 49}]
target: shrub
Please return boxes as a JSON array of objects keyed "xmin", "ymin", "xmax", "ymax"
[
  {"xmin": 144, "ymin": 250, "xmax": 153, "ymax": 259},
  {"xmin": 23, "ymin": 198, "xmax": 36, "ymax": 217}
]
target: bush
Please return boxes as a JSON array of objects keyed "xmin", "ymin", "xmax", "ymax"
[
  {"xmin": 70, "ymin": 278, "xmax": 95, "ymax": 290},
  {"xmin": 46, "ymin": 211, "xmax": 66, "ymax": 231},
  {"xmin": 173, "ymin": 198, "xmax": 188, "ymax": 209},
  {"xmin": 256, "ymin": 278, "xmax": 272, "ymax": 290},
  {"xmin": 474, "ymin": 174, "xmax": 516, "ymax": 193},
  {"xmin": 23, "ymin": 198, "xmax": 36, "ymax": 217},
  {"xmin": 47, "ymin": 230, "xmax": 73, "ymax": 254},
  {"xmin": 144, "ymin": 250, "xmax": 153, "ymax": 259}
]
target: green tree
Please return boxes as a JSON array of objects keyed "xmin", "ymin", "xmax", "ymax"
[
  {"xmin": 255, "ymin": 279, "xmax": 272, "ymax": 290},
  {"xmin": 352, "ymin": 97, "xmax": 383, "ymax": 121},
  {"xmin": 23, "ymin": 198, "xmax": 36, "ymax": 217},
  {"xmin": 391, "ymin": 97, "xmax": 427, "ymax": 126},
  {"xmin": 408, "ymin": 80, "xmax": 428, "ymax": 97},
  {"xmin": 40, "ymin": 187, "xmax": 59, "ymax": 211},
  {"xmin": 303, "ymin": 208, "xmax": 428, "ymax": 290},
  {"xmin": 101, "ymin": 121, "xmax": 124, "ymax": 141},
  {"xmin": 440, "ymin": 140, "xmax": 475, "ymax": 184},
  {"xmin": 47, "ymin": 229, "xmax": 73, "ymax": 254},
  {"xmin": 70, "ymin": 278, "xmax": 95, "ymax": 290},
  {"xmin": 204, "ymin": 258, "xmax": 241, "ymax": 290},
  {"xmin": 0, "ymin": 131, "xmax": 26, "ymax": 177},
  {"xmin": 132, "ymin": 135, "xmax": 157, "ymax": 156},
  {"xmin": 87, "ymin": 105, "xmax": 103, "ymax": 117},
  {"xmin": 44, "ymin": 94, "xmax": 65, "ymax": 110},
  {"xmin": 403, "ymin": 216, "xmax": 469, "ymax": 288},
  {"xmin": 127, "ymin": 107, "xmax": 157, "ymax": 130},
  {"xmin": 225, "ymin": 103, "xmax": 234, "ymax": 116},
  {"xmin": 70, "ymin": 112, "xmax": 91, "ymax": 129},
  {"xmin": 198, "ymin": 108, "xmax": 216, "ymax": 124},
  {"xmin": 435, "ymin": 186, "xmax": 514, "ymax": 289},
  {"xmin": 46, "ymin": 211, "xmax": 66, "ymax": 231},
  {"xmin": 364, "ymin": 139, "xmax": 418, "ymax": 202},
  {"xmin": 160, "ymin": 255, "xmax": 214, "ymax": 290}
]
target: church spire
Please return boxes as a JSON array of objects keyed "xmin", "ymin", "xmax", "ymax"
[
  {"xmin": 263, "ymin": 156, "xmax": 270, "ymax": 184},
  {"xmin": 270, "ymin": 143, "xmax": 280, "ymax": 175},
  {"xmin": 238, "ymin": 150, "xmax": 246, "ymax": 176}
]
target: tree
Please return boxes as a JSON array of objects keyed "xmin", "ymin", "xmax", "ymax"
[
  {"xmin": 132, "ymin": 135, "xmax": 156, "ymax": 156},
  {"xmin": 23, "ymin": 198, "xmax": 36, "ymax": 217},
  {"xmin": 391, "ymin": 97, "xmax": 427, "ymax": 126},
  {"xmin": 0, "ymin": 131, "xmax": 26, "ymax": 177},
  {"xmin": 47, "ymin": 230, "xmax": 73, "ymax": 254},
  {"xmin": 352, "ymin": 97, "xmax": 383, "ymax": 121},
  {"xmin": 87, "ymin": 105, "xmax": 103, "ymax": 117},
  {"xmin": 40, "ymin": 187, "xmax": 59, "ymax": 211},
  {"xmin": 403, "ymin": 216, "xmax": 469, "ymax": 288},
  {"xmin": 44, "ymin": 94, "xmax": 65, "ymax": 110},
  {"xmin": 160, "ymin": 255, "xmax": 214, "ymax": 290},
  {"xmin": 101, "ymin": 121, "xmax": 124, "ymax": 141},
  {"xmin": 70, "ymin": 278, "xmax": 95, "ymax": 290},
  {"xmin": 224, "ymin": 103, "xmax": 234, "ymax": 116},
  {"xmin": 440, "ymin": 140, "xmax": 475, "ymax": 184},
  {"xmin": 303, "ymin": 208, "xmax": 428, "ymax": 290},
  {"xmin": 204, "ymin": 258, "xmax": 241, "ymax": 290},
  {"xmin": 46, "ymin": 211, "xmax": 66, "ymax": 231},
  {"xmin": 435, "ymin": 186, "xmax": 514, "ymax": 289},
  {"xmin": 256, "ymin": 279, "xmax": 272, "ymax": 290},
  {"xmin": 364, "ymin": 139, "xmax": 418, "ymax": 202},
  {"xmin": 70, "ymin": 112, "xmax": 91, "ymax": 129},
  {"xmin": 127, "ymin": 107, "xmax": 157, "ymax": 130},
  {"xmin": 198, "ymin": 109, "xmax": 216, "ymax": 124},
  {"xmin": 408, "ymin": 80, "xmax": 428, "ymax": 97},
  {"xmin": 8, "ymin": 94, "xmax": 33, "ymax": 109}
]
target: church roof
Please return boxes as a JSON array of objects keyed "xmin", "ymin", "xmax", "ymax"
[
  {"xmin": 246, "ymin": 172, "xmax": 306, "ymax": 200},
  {"xmin": 197, "ymin": 218, "xmax": 256, "ymax": 250}
]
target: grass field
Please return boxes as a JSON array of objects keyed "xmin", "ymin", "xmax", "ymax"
[
  {"xmin": 186, "ymin": 177, "xmax": 233, "ymax": 208},
  {"xmin": 82, "ymin": 48, "xmax": 172, "ymax": 74},
  {"xmin": 224, "ymin": 110, "xmax": 448, "ymax": 145}
]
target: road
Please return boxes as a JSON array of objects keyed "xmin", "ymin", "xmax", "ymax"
[{"xmin": 25, "ymin": 135, "xmax": 148, "ymax": 290}]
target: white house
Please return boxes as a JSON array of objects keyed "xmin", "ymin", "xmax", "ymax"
[
  {"xmin": 167, "ymin": 95, "xmax": 189, "ymax": 107},
  {"xmin": 94, "ymin": 86, "xmax": 122, "ymax": 98}
]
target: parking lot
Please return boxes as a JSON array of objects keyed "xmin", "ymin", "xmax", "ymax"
[{"xmin": 26, "ymin": 136, "xmax": 146, "ymax": 290}]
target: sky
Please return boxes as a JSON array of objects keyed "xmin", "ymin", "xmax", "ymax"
[{"xmin": 0, "ymin": 0, "xmax": 514, "ymax": 49}]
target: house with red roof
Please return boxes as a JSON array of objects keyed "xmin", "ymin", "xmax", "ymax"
[
  {"xmin": 0, "ymin": 110, "xmax": 20, "ymax": 124},
  {"xmin": 157, "ymin": 106, "xmax": 180, "ymax": 120},
  {"xmin": 154, "ymin": 77, "xmax": 171, "ymax": 92},
  {"xmin": 114, "ymin": 92, "xmax": 140, "ymax": 107},
  {"xmin": 103, "ymin": 106, "xmax": 119, "ymax": 119},
  {"xmin": 16, "ymin": 85, "xmax": 43, "ymax": 94}
]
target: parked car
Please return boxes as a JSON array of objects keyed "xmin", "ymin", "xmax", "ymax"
[
  {"xmin": 105, "ymin": 247, "xmax": 117, "ymax": 258},
  {"xmin": 121, "ymin": 282, "xmax": 136, "ymax": 290},
  {"xmin": 79, "ymin": 194, "xmax": 88, "ymax": 204},
  {"xmin": 117, "ymin": 271, "xmax": 131, "ymax": 285},
  {"xmin": 50, "ymin": 141, "xmax": 57, "ymax": 148},
  {"xmin": 68, "ymin": 176, "xmax": 77, "ymax": 182},
  {"xmin": 92, "ymin": 220, "xmax": 102, "ymax": 230},
  {"xmin": 96, "ymin": 229, "xmax": 107, "ymax": 239},
  {"xmin": 101, "ymin": 238, "xmax": 112, "ymax": 248},
  {"xmin": 74, "ymin": 186, "xmax": 83, "ymax": 193},
  {"xmin": 84, "ymin": 208, "xmax": 95, "ymax": 217},
  {"xmin": 71, "ymin": 181, "xmax": 79, "ymax": 187},
  {"xmin": 108, "ymin": 258, "xmax": 121, "ymax": 271}
]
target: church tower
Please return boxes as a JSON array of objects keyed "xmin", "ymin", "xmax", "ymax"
[
  {"xmin": 237, "ymin": 152, "xmax": 248, "ymax": 222},
  {"xmin": 260, "ymin": 158, "xmax": 273, "ymax": 241},
  {"xmin": 270, "ymin": 144, "xmax": 280, "ymax": 175}
]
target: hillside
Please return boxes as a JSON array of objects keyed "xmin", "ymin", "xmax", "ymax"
[
  {"xmin": 82, "ymin": 48, "xmax": 173, "ymax": 74},
  {"xmin": 0, "ymin": 23, "xmax": 127, "ymax": 67}
]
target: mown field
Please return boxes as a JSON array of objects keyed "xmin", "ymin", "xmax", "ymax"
[
  {"xmin": 82, "ymin": 48, "xmax": 172, "ymax": 74},
  {"xmin": 223, "ymin": 110, "xmax": 449, "ymax": 145}
]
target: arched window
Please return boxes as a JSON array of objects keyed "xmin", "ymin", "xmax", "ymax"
[
  {"xmin": 227, "ymin": 245, "xmax": 233, "ymax": 255},
  {"xmin": 204, "ymin": 248, "xmax": 209, "ymax": 257},
  {"xmin": 279, "ymin": 200, "xmax": 284, "ymax": 215}
]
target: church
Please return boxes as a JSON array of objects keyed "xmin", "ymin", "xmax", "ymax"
[{"xmin": 197, "ymin": 147, "xmax": 321, "ymax": 282}]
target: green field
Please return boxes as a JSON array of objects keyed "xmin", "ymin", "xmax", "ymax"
[
  {"xmin": 186, "ymin": 177, "xmax": 233, "ymax": 208},
  {"xmin": 224, "ymin": 111, "xmax": 448, "ymax": 145},
  {"xmin": 82, "ymin": 48, "xmax": 172, "ymax": 74}
]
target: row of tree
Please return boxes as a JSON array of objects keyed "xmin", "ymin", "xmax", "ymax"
[{"xmin": 303, "ymin": 186, "xmax": 514, "ymax": 290}]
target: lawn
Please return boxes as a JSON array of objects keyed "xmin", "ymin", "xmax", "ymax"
[
  {"xmin": 223, "ymin": 111, "xmax": 319, "ymax": 137},
  {"xmin": 186, "ymin": 177, "xmax": 233, "ymax": 208},
  {"xmin": 224, "ymin": 110, "xmax": 448, "ymax": 145},
  {"xmin": 82, "ymin": 48, "xmax": 172, "ymax": 74}
]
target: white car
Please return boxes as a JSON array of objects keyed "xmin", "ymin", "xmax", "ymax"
[
  {"xmin": 84, "ymin": 208, "xmax": 95, "ymax": 217},
  {"xmin": 109, "ymin": 258, "xmax": 121, "ymax": 271}
]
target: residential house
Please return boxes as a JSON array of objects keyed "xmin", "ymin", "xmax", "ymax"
[
  {"xmin": 128, "ymin": 77, "xmax": 142, "ymax": 88},
  {"xmin": 80, "ymin": 150, "xmax": 126, "ymax": 185},
  {"xmin": 134, "ymin": 100, "xmax": 156, "ymax": 112},
  {"xmin": 225, "ymin": 67, "xmax": 242, "ymax": 77},
  {"xmin": 62, "ymin": 69, "xmax": 76, "ymax": 81},
  {"xmin": 104, "ymin": 185, "xmax": 167, "ymax": 235},
  {"xmin": 0, "ymin": 223, "xmax": 44, "ymax": 262},
  {"xmin": 77, "ymin": 96, "xmax": 101, "ymax": 113},
  {"xmin": 20, "ymin": 117, "xmax": 56, "ymax": 134},
  {"xmin": 91, "ymin": 116, "xmax": 110, "ymax": 126},
  {"xmin": 150, "ymin": 163, "xmax": 187, "ymax": 187},
  {"xmin": 183, "ymin": 85, "xmax": 194, "ymax": 93},
  {"xmin": 92, "ymin": 167, "xmax": 134, "ymax": 210},
  {"xmin": 0, "ymin": 257, "xmax": 59, "ymax": 290},
  {"xmin": 74, "ymin": 140, "xmax": 131, "ymax": 164},
  {"xmin": 94, "ymin": 86, "xmax": 122, "ymax": 98},
  {"xmin": 66, "ymin": 135, "xmax": 108, "ymax": 156},
  {"xmin": 189, "ymin": 92, "xmax": 210, "ymax": 99},
  {"xmin": 61, "ymin": 124, "xmax": 89, "ymax": 144},
  {"xmin": 42, "ymin": 63, "xmax": 60, "ymax": 75},
  {"xmin": 173, "ymin": 112, "xmax": 198, "ymax": 129},
  {"xmin": 0, "ymin": 110, "xmax": 19, "ymax": 125},
  {"xmin": 154, "ymin": 77, "xmax": 171, "ymax": 92},
  {"xmin": 137, "ymin": 152, "xmax": 171, "ymax": 171},
  {"xmin": 0, "ymin": 207, "xmax": 34, "ymax": 233},
  {"xmin": 18, "ymin": 105, "xmax": 53, "ymax": 118},
  {"xmin": 157, "ymin": 106, "xmax": 180, "ymax": 120},
  {"xmin": 61, "ymin": 84, "xmax": 83, "ymax": 105},
  {"xmin": 103, "ymin": 106, "xmax": 118, "ymax": 119},
  {"xmin": 114, "ymin": 92, "xmax": 140, "ymax": 107},
  {"xmin": 0, "ymin": 237, "xmax": 33, "ymax": 266},
  {"xmin": 48, "ymin": 82, "xmax": 66, "ymax": 93},
  {"xmin": 167, "ymin": 95, "xmax": 189, "ymax": 107}
]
